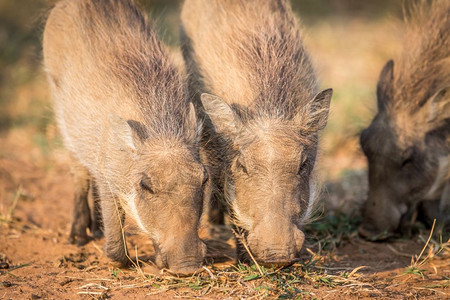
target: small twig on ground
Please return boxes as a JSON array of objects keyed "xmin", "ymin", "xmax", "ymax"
[
  {"xmin": 387, "ymin": 245, "xmax": 414, "ymax": 258},
  {"xmin": 347, "ymin": 265, "xmax": 367, "ymax": 277},
  {"xmin": 203, "ymin": 266, "xmax": 216, "ymax": 280}
]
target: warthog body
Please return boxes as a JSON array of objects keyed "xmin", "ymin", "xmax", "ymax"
[
  {"xmin": 359, "ymin": 0, "xmax": 450, "ymax": 239},
  {"xmin": 181, "ymin": 0, "xmax": 332, "ymax": 265},
  {"xmin": 43, "ymin": 0, "xmax": 207, "ymax": 274}
]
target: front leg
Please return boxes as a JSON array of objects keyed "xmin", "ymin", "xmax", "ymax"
[
  {"xmin": 90, "ymin": 180, "xmax": 103, "ymax": 239},
  {"xmin": 68, "ymin": 155, "xmax": 91, "ymax": 246},
  {"xmin": 100, "ymin": 190, "xmax": 130, "ymax": 267}
]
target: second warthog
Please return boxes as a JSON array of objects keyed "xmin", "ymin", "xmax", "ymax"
[
  {"xmin": 43, "ymin": 0, "xmax": 207, "ymax": 274},
  {"xmin": 359, "ymin": 0, "xmax": 449, "ymax": 239},
  {"xmin": 181, "ymin": 0, "xmax": 332, "ymax": 266}
]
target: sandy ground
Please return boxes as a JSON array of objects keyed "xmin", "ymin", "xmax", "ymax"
[{"xmin": 1, "ymin": 127, "xmax": 449, "ymax": 299}]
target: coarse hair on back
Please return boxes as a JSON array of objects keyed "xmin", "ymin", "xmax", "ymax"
[
  {"xmin": 393, "ymin": 0, "xmax": 450, "ymax": 113},
  {"xmin": 182, "ymin": 0, "xmax": 320, "ymax": 122},
  {"xmin": 71, "ymin": 0, "xmax": 196, "ymax": 140}
]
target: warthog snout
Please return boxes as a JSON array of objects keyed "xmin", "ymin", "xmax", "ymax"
[
  {"xmin": 245, "ymin": 225, "xmax": 305, "ymax": 267},
  {"xmin": 155, "ymin": 235, "xmax": 207, "ymax": 275},
  {"xmin": 358, "ymin": 192, "xmax": 407, "ymax": 240}
]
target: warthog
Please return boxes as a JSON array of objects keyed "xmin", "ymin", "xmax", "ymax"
[
  {"xmin": 181, "ymin": 0, "xmax": 332, "ymax": 266},
  {"xmin": 43, "ymin": 0, "xmax": 207, "ymax": 274},
  {"xmin": 359, "ymin": 0, "xmax": 449, "ymax": 239}
]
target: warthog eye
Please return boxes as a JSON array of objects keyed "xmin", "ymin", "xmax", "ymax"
[
  {"xmin": 202, "ymin": 168, "xmax": 209, "ymax": 186},
  {"xmin": 401, "ymin": 157, "xmax": 413, "ymax": 167},
  {"xmin": 401, "ymin": 147, "xmax": 415, "ymax": 167},
  {"xmin": 140, "ymin": 176, "xmax": 154, "ymax": 194},
  {"xmin": 236, "ymin": 159, "xmax": 248, "ymax": 175},
  {"xmin": 298, "ymin": 156, "xmax": 308, "ymax": 175}
]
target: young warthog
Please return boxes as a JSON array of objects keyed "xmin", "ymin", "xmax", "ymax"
[
  {"xmin": 359, "ymin": 0, "xmax": 449, "ymax": 239},
  {"xmin": 181, "ymin": 0, "xmax": 332, "ymax": 266},
  {"xmin": 43, "ymin": 0, "xmax": 207, "ymax": 274}
]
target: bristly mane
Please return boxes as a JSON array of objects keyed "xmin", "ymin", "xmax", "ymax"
[
  {"xmin": 77, "ymin": 0, "xmax": 192, "ymax": 139},
  {"xmin": 394, "ymin": 0, "xmax": 450, "ymax": 113},
  {"xmin": 185, "ymin": 0, "xmax": 319, "ymax": 121}
]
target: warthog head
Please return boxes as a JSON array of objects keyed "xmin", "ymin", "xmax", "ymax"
[
  {"xmin": 359, "ymin": 60, "xmax": 449, "ymax": 239},
  {"xmin": 201, "ymin": 89, "xmax": 332, "ymax": 266},
  {"xmin": 109, "ymin": 106, "xmax": 207, "ymax": 274}
]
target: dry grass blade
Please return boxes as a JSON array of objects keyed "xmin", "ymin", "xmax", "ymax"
[
  {"xmin": 0, "ymin": 185, "xmax": 22, "ymax": 223},
  {"xmin": 413, "ymin": 219, "xmax": 436, "ymax": 266},
  {"xmin": 347, "ymin": 265, "xmax": 367, "ymax": 277},
  {"xmin": 232, "ymin": 228, "xmax": 265, "ymax": 277},
  {"xmin": 203, "ymin": 266, "xmax": 216, "ymax": 280},
  {"xmin": 76, "ymin": 282, "xmax": 109, "ymax": 296}
]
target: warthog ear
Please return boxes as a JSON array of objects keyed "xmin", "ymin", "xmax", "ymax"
[
  {"xmin": 297, "ymin": 88, "xmax": 332, "ymax": 131},
  {"xmin": 185, "ymin": 102, "xmax": 201, "ymax": 142},
  {"xmin": 428, "ymin": 87, "xmax": 450, "ymax": 123},
  {"xmin": 377, "ymin": 60, "xmax": 394, "ymax": 112},
  {"xmin": 201, "ymin": 93, "xmax": 241, "ymax": 136},
  {"xmin": 109, "ymin": 115, "xmax": 147, "ymax": 152}
]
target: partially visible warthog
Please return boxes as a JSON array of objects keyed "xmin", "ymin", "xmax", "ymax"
[
  {"xmin": 181, "ymin": 0, "xmax": 332, "ymax": 266},
  {"xmin": 43, "ymin": 0, "xmax": 207, "ymax": 274},
  {"xmin": 359, "ymin": 0, "xmax": 450, "ymax": 239}
]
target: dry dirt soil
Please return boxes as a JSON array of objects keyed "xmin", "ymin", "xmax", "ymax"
[{"xmin": 1, "ymin": 127, "xmax": 449, "ymax": 300}]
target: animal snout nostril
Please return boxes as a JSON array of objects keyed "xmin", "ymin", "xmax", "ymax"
[
  {"xmin": 163, "ymin": 240, "xmax": 206, "ymax": 275},
  {"xmin": 256, "ymin": 250, "xmax": 299, "ymax": 268},
  {"xmin": 258, "ymin": 259, "xmax": 297, "ymax": 268},
  {"xmin": 246, "ymin": 227, "xmax": 304, "ymax": 266},
  {"xmin": 251, "ymin": 246, "xmax": 300, "ymax": 267},
  {"xmin": 166, "ymin": 258, "xmax": 204, "ymax": 276}
]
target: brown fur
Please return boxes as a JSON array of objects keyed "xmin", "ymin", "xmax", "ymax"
[
  {"xmin": 394, "ymin": 0, "xmax": 450, "ymax": 113},
  {"xmin": 181, "ymin": 0, "xmax": 332, "ymax": 265},
  {"xmin": 43, "ymin": 0, "xmax": 206, "ymax": 274},
  {"xmin": 359, "ymin": 0, "xmax": 450, "ymax": 238}
]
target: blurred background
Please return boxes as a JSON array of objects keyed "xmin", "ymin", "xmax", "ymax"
[{"xmin": 0, "ymin": 0, "xmax": 404, "ymax": 214}]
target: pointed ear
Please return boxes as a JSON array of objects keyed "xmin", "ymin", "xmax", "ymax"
[
  {"xmin": 427, "ymin": 87, "xmax": 450, "ymax": 123},
  {"xmin": 201, "ymin": 93, "xmax": 241, "ymax": 136},
  {"xmin": 377, "ymin": 60, "xmax": 394, "ymax": 112},
  {"xmin": 295, "ymin": 88, "xmax": 332, "ymax": 131},
  {"xmin": 109, "ymin": 115, "xmax": 147, "ymax": 152},
  {"xmin": 185, "ymin": 102, "xmax": 201, "ymax": 142}
]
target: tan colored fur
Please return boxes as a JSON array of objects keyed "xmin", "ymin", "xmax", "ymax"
[
  {"xmin": 182, "ymin": 0, "xmax": 318, "ymax": 120},
  {"xmin": 181, "ymin": 0, "xmax": 332, "ymax": 265},
  {"xmin": 43, "ymin": 0, "xmax": 206, "ymax": 274}
]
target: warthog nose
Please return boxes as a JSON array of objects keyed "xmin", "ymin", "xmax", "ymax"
[
  {"xmin": 246, "ymin": 226, "xmax": 305, "ymax": 267},
  {"xmin": 248, "ymin": 242, "xmax": 302, "ymax": 268},
  {"xmin": 165, "ymin": 256, "xmax": 204, "ymax": 276},
  {"xmin": 166, "ymin": 263, "xmax": 204, "ymax": 276},
  {"xmin": 257, "ymin": 258, "xmax": 298, "ymax": 268},
  {"xmin": 165, "ymin": 240, "xmax": 206, "ymax": 276},
  {"xmin": 251, "ymin": 246, "xmax": 300, "ymax": 268}
]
